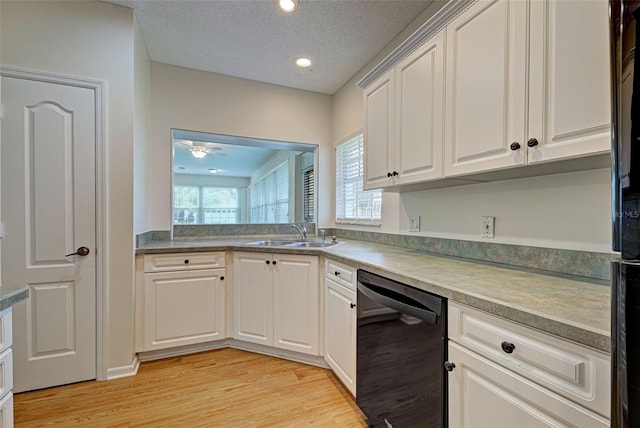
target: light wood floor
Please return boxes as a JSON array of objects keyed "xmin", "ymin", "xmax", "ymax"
[{"xmin": 14, "ymin": 348, "xmax": 367, "ymax": 427}]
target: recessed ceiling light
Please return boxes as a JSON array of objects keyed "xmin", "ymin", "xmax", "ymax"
[
  {"xmin": 295, "ymin": 57, "xmax": 312, "ymax": 68},
  {"xmin": 277, "ymin": 0, "xmax": 298, "ymax": 13}
]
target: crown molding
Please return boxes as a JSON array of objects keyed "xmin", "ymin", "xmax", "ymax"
[{"xmin": 357, "ymin": 0, "xmax": 476, "ymax": 89}]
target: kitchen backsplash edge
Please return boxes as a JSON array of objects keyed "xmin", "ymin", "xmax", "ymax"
[
  {"xmin": 325, "ymin": 228, "xmax": 613, "ymax": 281},
  {"xmin": 135, "ymin": 226, "xmax": 613, "ymax": 281}
]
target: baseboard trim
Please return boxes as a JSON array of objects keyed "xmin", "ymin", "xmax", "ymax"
[
  {"xmin": 106, "ymin": 356, "xmax": 140, "ymax": 380},
  {"xmin": 136, "ymin": 339, "xmax": 330, "ymax": 369},
  {"xmin": 137, "ymin": 340, "xmax": 232, "ymax": 362},
  {"xmin": 228, "ymin": 340, "xmax": 329, "ymax": 369}
]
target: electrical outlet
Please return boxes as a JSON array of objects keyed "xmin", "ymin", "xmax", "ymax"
[
  {"xmin": 481, "ymin": 216, "xmax": 494, "ymax": 238},
  {"xmin": 409, "ymin": 216, "xmax": 421, "ymax": 232}
]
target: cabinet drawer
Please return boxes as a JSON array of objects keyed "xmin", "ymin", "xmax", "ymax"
[
  {"xmin": 0, "ymin": 310, "xmax": 12, "ymax": 354},
  {"xmin": 325, "ymin": 258, "xmax": 356, "ymax": 290},
  {"xmin": 0, "ymin": 349, "xmax": 13, "ymax": 401},
  {"xmin": 449, "ymin": 302, "xmax": 610, "ymax": 417},
  {"xmin": 144, "ymin": 251, "xmax": 225, "ymax": 272}
]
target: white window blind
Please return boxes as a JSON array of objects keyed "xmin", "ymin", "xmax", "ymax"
[
  {"xmin": 249, "ymin": 161, "xmax": 289, "ymax": 223},
  {"xmin": 303, "ymin": 168, "xmax": 314, "ymax": 222},
  {"xmin": 335, "ymin": 135, "xmax": 381, "ymax": 225}
]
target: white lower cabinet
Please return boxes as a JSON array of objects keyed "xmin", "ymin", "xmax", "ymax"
[
  {"xmin": 324, "ymin": 276, "xmax": 356, "ymax": 396},
  {"xmin": 142, "ymin": 252, "xmax": 226, "ymax": 351},
  {"xmin": 448, "ymin": 342, "xmax": 608, "ymax": 428},
  {"xmin": 0, "ymin": 309, "xmax": 13, "ymax": 428},
  {"xmin": 447, "ymin": 302, "xmax": 610, "ymax": 427},
  {"xmin": 0, "ymin": 391, "xmax": 13, "ymax": 428},
  {"xmin": 233, "ymin": 251, "xmax": 320, "ymax": 356}
]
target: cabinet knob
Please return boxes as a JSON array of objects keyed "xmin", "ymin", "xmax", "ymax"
[
  {"xmin": 266, "ymin": 260, "xmax": 271, "ymax": 265},
  {"xmin": 444, "ymin": 361, "xmax": 456, "ymax": 372},
  {"xmin": 220, "ymin": 276, "xmax": 225, "ymax": 281},
  {"xmin": 272, "ymin": 260, "xmax": 277, "ymax": 265},
  {"xmin": 510, "ymin": 142, "xmax": 521, "ymax": 151},
  {"xmin": 501, "ymin": 341, "xmax": 516, "ymax": 354},
  {"xmin": 527, "ymin": 138, "xmax": 539, "ymax": 147},
  {"xmin": 334, "ymin": 271, "xmax": 340, "ymax": 276},
  {"xmin": 184, "ymin": 259, "xmax": 190, "ymax": 264},
  {"xmin": 350, "ymin": 303, "xmax": 356, "ymax": 308},
  {"xmin": 387, "ymin": 172, "xmax": 392, "ymax": 178},
  {"xmin": 392, "ymin": 171, "xmax": 398, "ymax": 176}
]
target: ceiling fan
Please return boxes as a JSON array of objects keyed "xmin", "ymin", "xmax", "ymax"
[{"xmin": 175, "ymin": 139, "xmax": 227, "ymax": 159}]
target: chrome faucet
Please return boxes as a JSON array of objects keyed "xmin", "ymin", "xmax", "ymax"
[
  {"xmin": 291, "ymin": 223, "xmax": 307, "ymax": 241},
  {"xmin": 319, "ymin": 229, "xmax": 326, "ymax": 242}
]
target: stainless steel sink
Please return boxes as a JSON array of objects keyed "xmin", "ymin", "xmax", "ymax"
[
  {"xmin": 243, "ymin": 239, "xmax": 300, "ymax": 246},
  {"xmin": 243, "ymin": 239, "xmax": 340, "ymax": 248},
  {"xmin": 284, "ymin": 241, "xmax": 340, "ymax": 248}
]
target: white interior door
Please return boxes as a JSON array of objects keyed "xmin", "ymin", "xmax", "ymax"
[{"xmin": 1, "ymin": 75, "xmax": 96, "ymax": 392}]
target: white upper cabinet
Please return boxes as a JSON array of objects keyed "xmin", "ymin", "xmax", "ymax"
[
  {"xmin": 364, "ymin": 30, "xmax": 446, "ymax": 190},
  {"xmin": 445, "ymin": 0, "xmax": 610, "ymax": 177},
  {"xmin": 394, "ymin": 30, "xmax": 445, "ymax": 184},
  {"xmin": 444, "ymin": 0, "xmax": 528, "ymax": 176},
  {"xmin": 527, "ymin": 0, "xmax": 611, "ymax": 164},
  {"xmin": 360, "ymin": 0, "xmax": 611, "ymax": 185},
  {"xmin": 363, "ymin": 69, "xmax": 395, "ymax": 190}
]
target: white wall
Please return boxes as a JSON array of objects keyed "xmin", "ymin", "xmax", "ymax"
[
  {"xmin": 1, "ymin": 0, "xmax": 137, "ymax": 373},
  {"xmin": 0, "ymin": 0, "xmax": 3, "ymax": 287},
  {"xmin": 149, "ymin": 62, "xmax": 333, "ymax": 230},
  {"xmin": 331, "ymin": 2, "xmax": 613, "ymax": 252},
  {"xmin": 399, "ymin": 169, "xmax": 611, "ymax": 252},
  {"xmin": 133, "ymin": 17, "xmax": 151, "ymax": 235}
]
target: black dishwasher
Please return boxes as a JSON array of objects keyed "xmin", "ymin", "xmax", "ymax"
[{"xmin": 356, "ymin": 269, "xmax": 447, "ymax": 428}]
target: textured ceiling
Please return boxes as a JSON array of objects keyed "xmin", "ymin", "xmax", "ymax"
[{"xmin": 102, "ymin": 0, "xmax": 435, "ymax": 94}]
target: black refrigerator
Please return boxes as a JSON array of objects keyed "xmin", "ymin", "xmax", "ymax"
[{"xmin": 611, "ymin": 1, "xmax": 640, "ymax": 426}]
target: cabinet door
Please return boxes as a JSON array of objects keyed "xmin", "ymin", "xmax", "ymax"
[
  {"xmin": 233, "ymin": 252, "xmax": 273, "ymax": 346},
  {"xmin": 395, "ymin": 30, "xmax": 445, "ymax": 184},
  {"xmin": 273, "ymin": 254, "xmax": 319, "ymax": 355},
  {"xmin": 444, "ymin": 0, "xmax": 528, "ymax": 176},
  {"xmin": 527, "ymin": 0, "xmax": 611, "ymax": 164},
  {"xmin": 363, "ymin": 69, "xmax": 394, "ymax": 189},
  {"xmin": 448, "ymin": 342, "xmax": 609, "ymax": 428},
  {"xmin": 143, "ymin": 268, "xmax": 225, "ymax": 351},
  {"xmin": 0, "ymin": 392, "xmax": 13, "ymax": 428},
  {"xmin": 324, "ymin": 278, "xmax": 356, "ymax": 396}
]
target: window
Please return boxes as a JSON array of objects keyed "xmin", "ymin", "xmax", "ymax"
[
  {"xmin": 174, "ymin": 186, "xmax": 239, "ymax": 224},
  {"xmin": 249, "ymin": 161, "xmax": 289, "ymax": 223},
  {"xmin": 335, "ymin": 134, "xmax": 382, "ymax": 225}
]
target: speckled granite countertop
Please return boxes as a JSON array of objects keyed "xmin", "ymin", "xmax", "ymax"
[
  {"xmin": 0, "ymin": 286, "xmax": 29, "ymax": 311},
  {"xmin": 137, "ymin": 237, "xmax": 611, "ymax": 353}
]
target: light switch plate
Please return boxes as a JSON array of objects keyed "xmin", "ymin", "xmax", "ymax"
[{"xmin": 409, "ymin": 216, "xmax": 420, "ymax": 232}]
